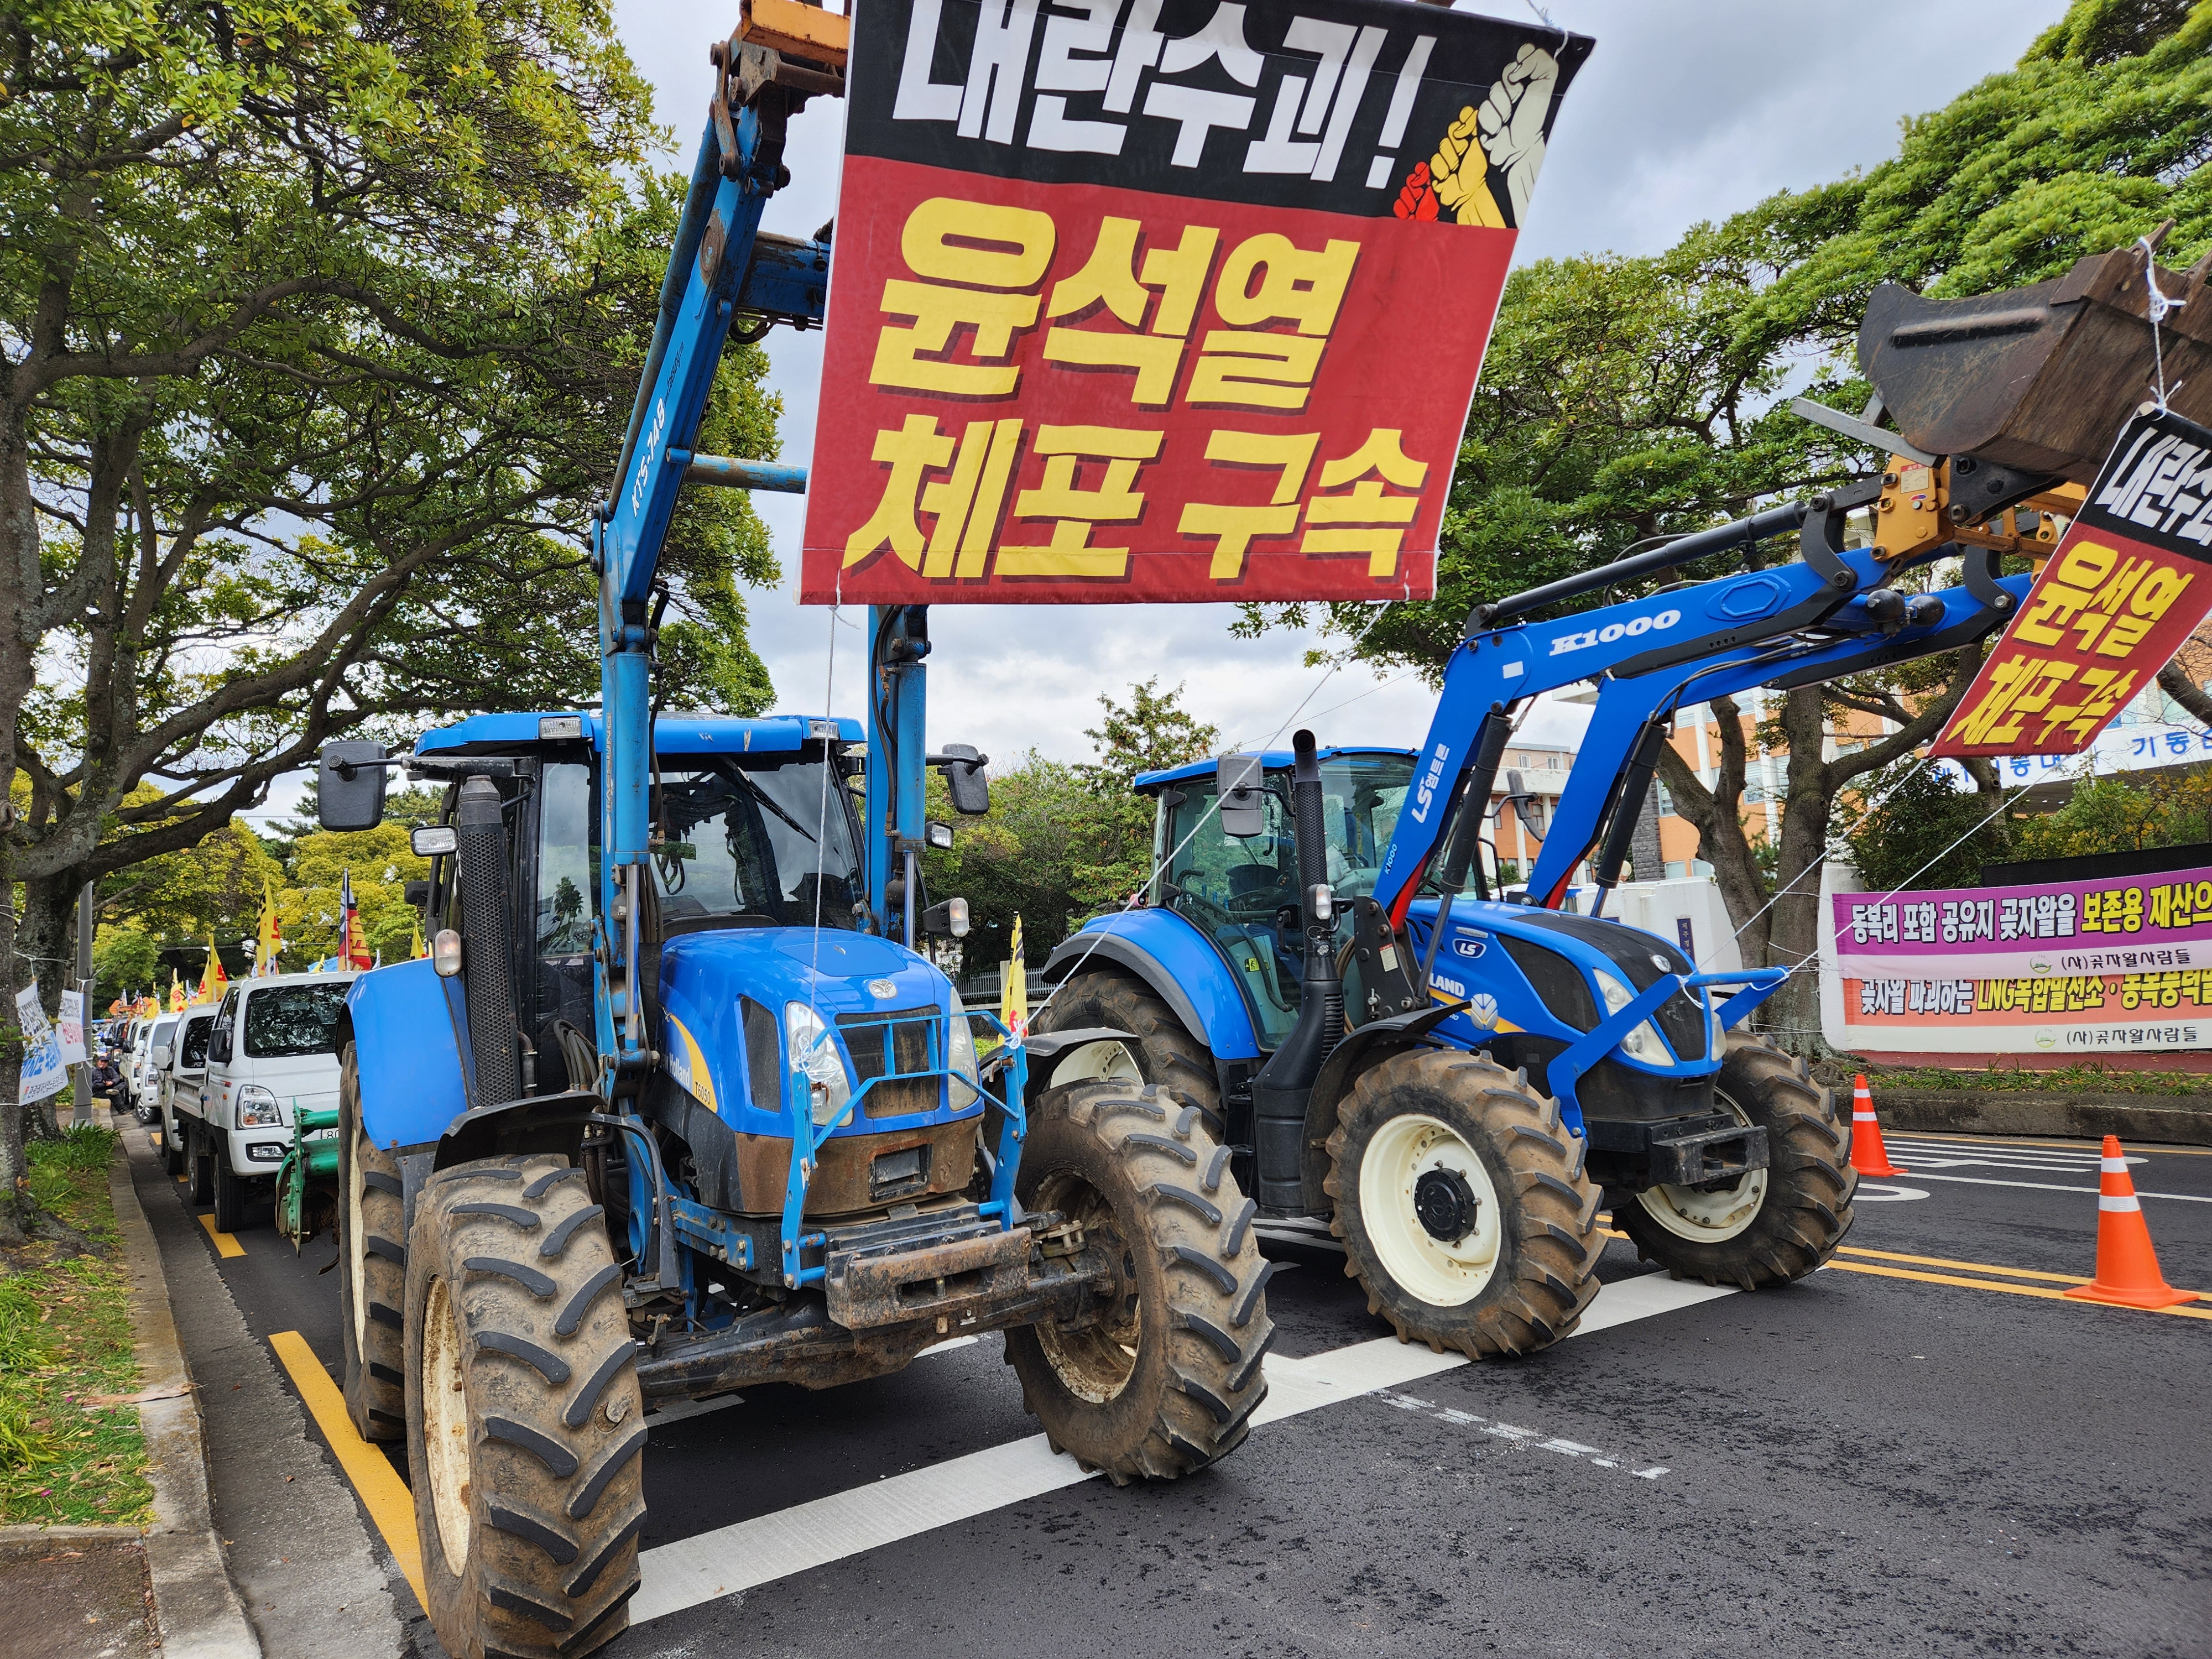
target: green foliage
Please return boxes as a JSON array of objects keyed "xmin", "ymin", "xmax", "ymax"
[
  {"xmin": 1839, "ymin": 764, "xmax": 2015, "ymax": 891},
  {"xmin": 2008, "ymin": 769, "xmax": 2212, "ymax": 862},
  {"xmin": 26, "ymin": 1126, "xmax": 121, "ymax": 1175},
  {"xmin": 91, "ymin": 926, "xmax": 160, "ymax": 1008}
]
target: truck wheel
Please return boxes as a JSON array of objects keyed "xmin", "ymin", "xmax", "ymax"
[
  {"xmin": 338, "ymin": 1045, "xmax": 407, "ymax": 1444},
  {"xmin": 1324, "ymin": 1049, "xmax": 1601, "ymax": 1358},
  {"xmin": 405, "ymin": 1154, "xmax": 643, "ymax": 1659},
  {"xmin": 1614, "ymin": 1036, "xmax": 1855, "ymax": 1289},
  {"xmin": 188, "ymin": 1124, "xmax": 215, "ymax": 1207},
  {"xmin": 1004, "ymin": 1081, "xmax": 1271, "ymax": 1484},
  {"xmin": 163, "ymin": 1110, "xmax": 184, "ymax": 1177},
  {"xmin": 1032, "ymin": 972, "xmax": 1223, "ymax": 1136},
  {"xmin": 212, "ymin": 1140, "xmax": 248, "ymax": 1234}
]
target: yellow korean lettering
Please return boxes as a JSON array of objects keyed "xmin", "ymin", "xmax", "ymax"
[
  {"xmin": 1318, "ymin": 429, "xmax": 1428, "ymax": 490},
  {"xmin": 1041, "ymin": 328, "xmax": 1186, "ymax": 405},
  {"xmin": 998, "ymin": 426, "xmax": 1164, "ymax": 578},
  {"xmin": 901, "ymin": 198, "xmax": 1057, "ymax": 288},
  {"xmin": 1178, "ymin": 431, "xmax": 1319, "ymax": 578},
  {"xmin": 844, "ymin": 415, "xmax": 957, "ymax": 569},
  {"xmin": 1186, "ymin": 331, "xmax": 1328, "ymax": 409},
  {"xmin": 1215, "ymin": 234, "xmax": 1360, "ymax": 336},
  {"xmin": 1047, "ymin": 217, "xmax": 1150, "ymax": 327},
  {"xmin": 872, "ymin": 281, "xmax": 1041, "ymax": 397},
  {"xmin": 920, "ymin": 419, "xmax": 1025, "ymax": 580}
]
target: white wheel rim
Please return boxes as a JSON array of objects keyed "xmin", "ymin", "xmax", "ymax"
[
  {"xmin": 421, "ymin": 1276, "xmax": 473, "ymax": 1574},
  {"xmin": 1052, "ymin": 1039, "xmax": 1145, "ymax": 1087},
  {"xmin": 347, "ymin": 1143, "xmax": 368, "ymax": 1352},
  {"xmin": 1357, "ymin": 1113, "xmax": 1503, "ymax": 1307},
  {"xmin": 1635, "ymin": 1087, "xmax": 1768, "ymax": 1243}
]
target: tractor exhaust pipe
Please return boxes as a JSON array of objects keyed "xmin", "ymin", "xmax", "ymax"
[
  {"xmin": 1249, "ymin": 731, "xmax": 1343, "ymax": 1211},
  {"xmin": 455, "ymin": 776, "xmax": 523, "ymax": 1105}
]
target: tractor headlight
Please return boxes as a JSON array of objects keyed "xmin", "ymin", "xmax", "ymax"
[
  {"xmin": 235, "ymin": 1084, "xmax": 283, "ymax": 1128},
  {"xmin": 783, "ymin": 1001, "xmax": 853, "ymax": 1129},
  {"xmin": 947, "ymin": 989, "xmax": 980, "ymax": 1112},
  {"xmin": 1595, "ymin": 972, "xmax": 1672, "ymax": 1066}
]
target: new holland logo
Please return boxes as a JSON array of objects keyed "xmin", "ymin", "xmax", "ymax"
[
  {"xmin": 1469, "ymin": 993, "xmax": 1499, "ymax": 1029},
  {"xmin": 1549, "ymin": 607, "xmax": 1682, "ymax": 657}
]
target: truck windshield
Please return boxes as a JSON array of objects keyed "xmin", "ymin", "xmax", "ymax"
[
  {"xmin": 1156, "ymin": 752, "xmax": 1415, "ymax": 1048},
  {"xmin": 651, "ymin": 757, "xmax": 863, "ymax": 931},
  {"xmin": 244, "ymin": 983, "xmax": 349, "ymax": 1058}
]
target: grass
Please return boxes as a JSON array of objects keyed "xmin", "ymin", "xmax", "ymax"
[
  {"xmin": 1857, "ymin": 1062, "xmax": 2212, "ymax": 1099},
  {"xmin": 0, "ymin": 1124, "xmax": 153, "ymax": 1527}
]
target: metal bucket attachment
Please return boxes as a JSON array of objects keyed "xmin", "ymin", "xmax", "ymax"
[{"xmin": 1859, "ymin": 242, "xmax": 2212, "ymax": 483}]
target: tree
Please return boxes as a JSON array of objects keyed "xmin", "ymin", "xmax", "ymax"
[
  {"xmin": 1836, "ymin": 761, "xmax": 2020, "ymax": 894},
  {"xmin": 1234, "ymin": 0, "xmax": 2212, "ymax": 1055},
  {"xmin": 0, "ymin": 0, "xmax": 786, "ymax": 1240}
]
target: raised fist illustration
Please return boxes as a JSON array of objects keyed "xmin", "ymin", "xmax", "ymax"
[
  {"xmin": 1392, "ymin": 159, "xmax": 1440, "ymax": 221},
  {"xmin": 1427, "ymin": 105, "xmax": 1504, "ymax": 228},
  {"xmin": 1477, "ymin": 43, "xmax": 1557, "ymax": 225}
]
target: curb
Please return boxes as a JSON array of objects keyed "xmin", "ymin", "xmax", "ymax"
[
  {"xmin": 106, "ymin": 1114, "xmax": 264, "ymax": 1658},
  {"xmin": 1868, "ymin": 1089, "xmax": 2212, "ymax": 1146}
]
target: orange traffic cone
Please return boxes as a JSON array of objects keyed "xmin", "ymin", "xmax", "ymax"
[
  {"xmin": 1848, "ymin": 1074, "xmax": 1903, "ymax": 1177},
  {"xmin": 2064, "ymin": 1136, "xmax": 2200, "ymax": 1310}
]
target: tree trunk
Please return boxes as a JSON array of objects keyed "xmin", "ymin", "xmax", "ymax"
[
  {"xmin": 1651, "ymin": 696, "xmax": 1771, "ymax": 961},
  {"xmin": 1762, "ymin": 686, "xmax": 1837, "ymax": 1058},
  {"xmin": 1, "ymin": 400, "xmax": 39, "ymax": 1244}
]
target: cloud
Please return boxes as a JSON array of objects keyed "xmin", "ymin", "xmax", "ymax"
[{"xmin": 611, "ymin": 0, "xmax": 2067, "ymax": 768}]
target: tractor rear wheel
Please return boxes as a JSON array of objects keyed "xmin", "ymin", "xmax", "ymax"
[
  {"xmin": 1004, "ymin": 1081, "xmax": 1271, "ymax": 1483},
  {"xmin": 405, "ymin": 1154, "xmax": 643, "ymax": 1659},
  {"xmin": 1031, "ymin": 973, "xmax": 1223, "ymax": 1138},
  {"xmin": 338, "ymin": 1044, "xmax": 407, "ymax": 1444},
  {"xmin": 1326, "ymin": 1049, "xmax": 1602, "ymax": 1358},
  {"xmin": 1613, "ymin": 1036, "xmax": 1855, "ymax": 1288}
]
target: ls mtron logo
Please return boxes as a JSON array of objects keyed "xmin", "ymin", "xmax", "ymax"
[{"xmin": 1408, "ymin": 742, "xmax": 1452, "ymax": 823}]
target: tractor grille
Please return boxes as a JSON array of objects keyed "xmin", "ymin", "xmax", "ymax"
[{"xmin": 838, "ymin": 1007, "xmax": 942, "ymax": 1119}]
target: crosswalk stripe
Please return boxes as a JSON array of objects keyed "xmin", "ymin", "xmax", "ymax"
[{"xmin": 630, "ymin": 1272, "xmax": 1736, "ymax": 1623}]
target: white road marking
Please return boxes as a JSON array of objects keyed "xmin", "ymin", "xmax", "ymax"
[
  {"xmin": 1853, "ymin": 1183, "xmax": 1931, "ymax": 1203},
  {"xmin": 645, "ymin": 1391, "xmax": 744, "ymax": 1428},
  {"xmin": 1879, "ymin": 1171, "xmax": 2212, "ymax": 1203},
  {"xmin": 632, "ymin": 1271, "xmax": 1736, "ymax": 1623}
]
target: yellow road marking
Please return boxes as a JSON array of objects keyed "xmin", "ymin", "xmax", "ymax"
[
  {"xmin": 197, "ymin": 1213, "xmax": 245, "ymax": 1259},
  {"xmin": 1600, "ymin": 1219, "xmax": 2210, "ymax": 1319},
  {"xmin": 268, "ymin": 1331, "xmax": 425, "ymax": 1605},
  {"xmin": 1825, "ymin": 1258, "xmax": 2212, "ymax": 1319},
  {"xmin": 1887, "ymin": 1131, "xmax": 2212, "ymax": 1157}
]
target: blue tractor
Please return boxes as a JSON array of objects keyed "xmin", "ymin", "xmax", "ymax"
[
  {"xmin": 313, "ymin": 27, "xmax": 1264, "ymax": 1657},
  {"xmin": 1037, "ymin": 377, "xmax": 2110, "ymax": 1357}
]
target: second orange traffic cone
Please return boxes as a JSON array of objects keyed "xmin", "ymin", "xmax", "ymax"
[
  {"xmin": 1848, "ymin": 1074, "xmax": 1903, "ymax": 1177},
  {"xmin": 2064, "ymin": 1136, "xmax": 2199, "ymax": 1310}
]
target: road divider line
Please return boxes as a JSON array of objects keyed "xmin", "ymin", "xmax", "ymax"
[
  {"xmin": 1836, "ymin": 1244, "xmax": 2083, "ymax": 1283},
  {"xmin": 1889, "ymin": 1132, "xmax": 2212, "ymax": 1158},
  {"xmin": 197, "ymin": 1213, "xmax": 244, "ymax": 1259},
  {"xmin": 632, "ymin": 1272, "xmax": 1738, "ymax": 1624},
  {"xmin": 268, "ymin": 1331, "xmax": 426, "ymax": 1604},
  {"xmin": 1825, "ymin": 1259, "xmax": 2212, "ymax": 1320},
  {"xmin": 1876, "ymin": 1171, "xmax": 2212, "ymax": 1203}
]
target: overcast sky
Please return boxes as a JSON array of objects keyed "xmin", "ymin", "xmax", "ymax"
[{"xmin": 239, "ymin": 0, "xmax": 2072, "ymax": 823}]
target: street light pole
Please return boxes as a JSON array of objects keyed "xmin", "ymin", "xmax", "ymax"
[{"xmin": 71, "ymin": 880, "xmax": 93, "ymax": 1126}]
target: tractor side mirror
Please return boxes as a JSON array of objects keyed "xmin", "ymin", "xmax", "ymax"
[
  {"xmin": 921, "ymin": 898, "xmax": 972, "ymax": 937},
  {"xmin": 319, "ymin": 742, "xmax": 389, "ymax": 831},
  {"xmin": 1217, "ymin": 754, "xmax": 1265, "ymax": 838},
  {"xmin": 934, "ymin": 744, "xmax": 990, "ymax": 815},
  {"xmin": 1504, "ymin": 768, "xmax": 1546, "ymax": 837}
]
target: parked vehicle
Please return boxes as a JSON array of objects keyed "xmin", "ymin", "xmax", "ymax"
[
  {"xmin": 135, "ymin": 1013, "xmax": 180, "ymax": 1125},
  {"xmin": 175, "ymin": 973, "xmax": 357, "ymax": 1232},
  {"xmin": 156, "ymin": 1007, "xmax": 220, "ymax": 1178},
  {"xmin": 120, "ymin": 1017, "xmax": 153, "ymax": 1114}
]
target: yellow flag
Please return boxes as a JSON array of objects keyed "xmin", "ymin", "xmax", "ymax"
[
  {"xmin": 197, "ymin": 931, "xmax": 219, "ymax": 1003},
  {"xmin": 1007, "ymin": 914, "xmax": 1027, "ymax": 1037},
  {"xmin": 168, "ymin": 971, "xmax": 186, "ymax": 1013},
  {"xmin": 410, "ymin": 917, "xmax": 427, "ymax": 960},
  {"xmin": 257, "ymin": 875, "xmax": 283, "ymax": 976}
]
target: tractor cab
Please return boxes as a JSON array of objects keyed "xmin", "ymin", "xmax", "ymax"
[{"xmin": 1136, "ymin": 747, "xmax": 1414, "ymax": 1049}]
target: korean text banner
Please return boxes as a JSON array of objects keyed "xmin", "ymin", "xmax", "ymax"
[
  {"xmin": 1931, "ymin": 406, "xmax": 2212, "ymax": 759},
  {"xmin": 799, "ymin": 0, "xmax": 1593, "ymax": 605},
  {"xmin": 1834, "ymin": 866, "xmax": 2212, "ymax": 1055}
]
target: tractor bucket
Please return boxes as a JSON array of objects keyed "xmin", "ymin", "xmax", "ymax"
[{"xmin": 1859, "ymin": 241, "xmax": 2212, "ymax": 483}]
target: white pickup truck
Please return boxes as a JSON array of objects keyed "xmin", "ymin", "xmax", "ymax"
[
  {"xmin": 154, "ymin": 1006, "xmax": 220, "ymax": 1178},
  {"xmin": 173, "ymin": 971, "xmax": 357, "ymax": 1233}
]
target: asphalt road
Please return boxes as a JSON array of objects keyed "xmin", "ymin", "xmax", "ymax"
[{"xmin": 134, "ymin": 1120, "xmax": 2212, "ymax": 1659}]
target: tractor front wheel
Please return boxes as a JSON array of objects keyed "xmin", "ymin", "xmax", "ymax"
[
  {"xmin": 337, "ymin": 1045, "xmax": 407, "ymax": 1444},
  {"xmin": 1030, "ymin": 973, "xmax": 1223, "ymax": 1138},
  {"xmin": 1613, "ymin": 1036, "xmax": 1855, "ymax": 1288},
  {"xmin": 1326, "ymin": 1049, "xmax": 1602, "ymax": 1358},
  {"xmin": 405, "ymin": 1154, "xmax": 644, "ymax": 1659},
  {"xmin": 1004, "ymin": 1081, "xmax": 1271, "ymax": 1483}
]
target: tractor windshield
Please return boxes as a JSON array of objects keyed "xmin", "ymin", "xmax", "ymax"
[
  {"xmin": 1156, "ymin": 753, "xmax": 1415, "ymax": 1048},
  {"xmin": 650, "ymin": 756, "xmax": 863, "ymax": 931}
]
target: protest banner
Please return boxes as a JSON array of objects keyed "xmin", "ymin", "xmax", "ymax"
[{"xmin": 15, "ymin": 984, "xmax": 67, "ymax": 1104}]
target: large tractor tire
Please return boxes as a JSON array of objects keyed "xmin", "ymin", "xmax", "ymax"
[
  {"xmin": 1031, "ymin": 972, "xmax": 1223, "ymax": 1137},
  {"xmin": 337, "ymin": 1044, "xmax": 407, "ymax": 1444},
  {"xmin": 1614, "ymin": 1035, "xmax": 1855, "ymax": 1289},
  {"xmin": 1326, "ymin": 1049, "xmax": 1602, "ymax": 1358},
  {"xmin": 1004, "ymin": 1081, "xmax": 1271, "ymax": 1483},
  {"xmin": 405, "ymin": 1154, "xmax": 644, "ymax": 1659}
]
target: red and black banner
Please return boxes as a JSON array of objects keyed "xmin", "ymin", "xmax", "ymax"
[
  {"xmin": 800, "ymin": 0, "xmax": 1593, "ymax": 604},
  {"xmin": 1933, "ymin": 406, "xmax": 2212, "ymax": 759}
]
